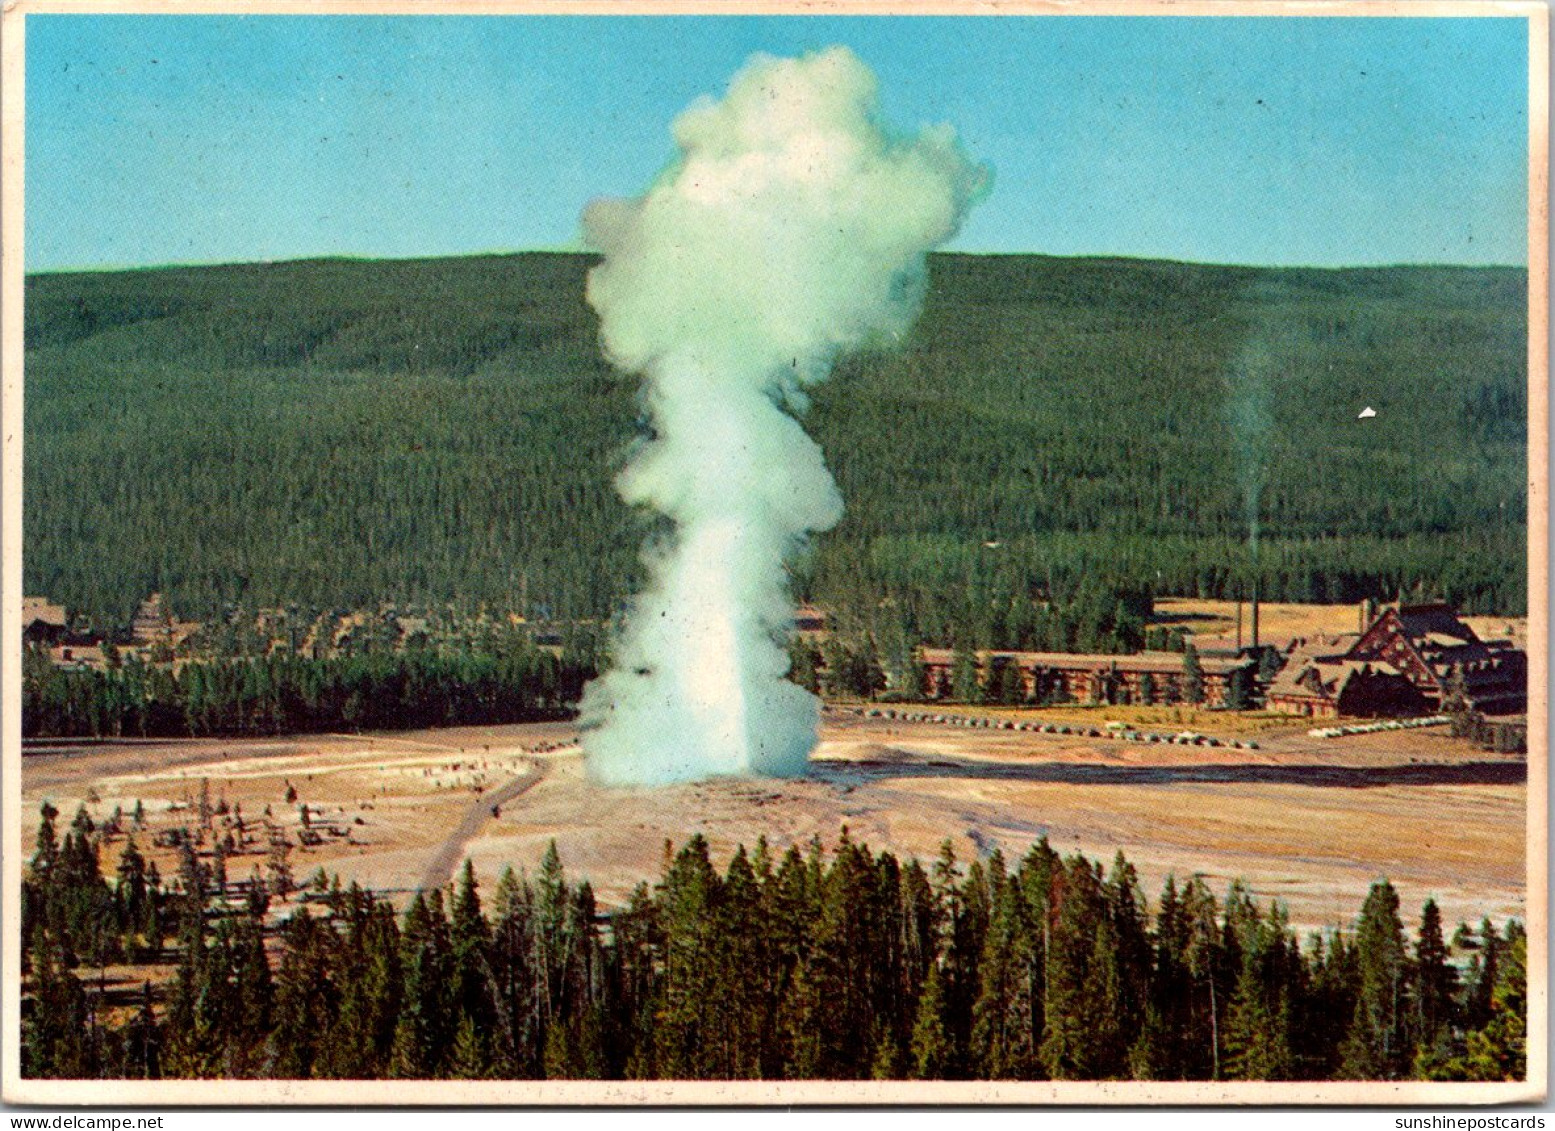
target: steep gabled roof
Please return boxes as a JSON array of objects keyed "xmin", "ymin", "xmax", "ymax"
[
  {"xmin": 1349, "ymin": 608, "xmax": 1442, "ymax": 689},
  {"xmin": 1395, "ymin": 603, "xmax": 1481, "ymax": 645},
  {"xmin": 1268, "ymin": 656, "xmax": 1405, "ymax": 703},
  {"xmin": 22, "ymin": 597, "xmax": 67, "ymax": 628},
  {"xmin": 1267, "ymin": 659, "xmax": 1329, "ymax": 702}
]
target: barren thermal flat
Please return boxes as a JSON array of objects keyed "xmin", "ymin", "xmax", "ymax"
[
  {"xmin": 21, "ymin": 712, "xmax": 1524, "ymax": 934},
  {"xmin": 1152, "ymin": 598, "xmax": 1528, "ymax": 652}
]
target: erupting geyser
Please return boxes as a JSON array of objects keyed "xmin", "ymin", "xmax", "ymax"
[{"xmin": 578, "ymin": 47, "xmax": 987, "ymax": 786}]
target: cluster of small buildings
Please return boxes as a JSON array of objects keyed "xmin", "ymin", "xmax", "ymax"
[
  {"xmin": 23, "ymin": 593, "xmax": 579, "ymax": 672},
  {"xmin": 23, "ymin": 592, "xmax": 201, "ymax": 671}
]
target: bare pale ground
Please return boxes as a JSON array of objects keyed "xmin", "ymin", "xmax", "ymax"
[
  {"xmin": 21, "ymin": 708, "xmax": 1525, "ymax": 939},
  {"xmin": 20, "ymin": 724, "xmax": 578, "ymax": 902},
  {"xmin": 1154, "ymin": 597, "xmax": 1528, "ymax": 652}
]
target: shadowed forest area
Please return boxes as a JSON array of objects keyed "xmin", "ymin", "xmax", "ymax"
[
  {"xmin": 24, "ymin": 253, "xmax": 1527, "ymax": 652},
  {"xmin": 22, "ymin": 810, "xmax": 1526, "ymax": 1083},
  {"xmin": 21, "ymin": 630, "xmax": 596, "ymax": 739}
]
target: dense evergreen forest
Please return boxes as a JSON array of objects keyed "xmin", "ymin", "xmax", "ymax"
[
  {"xmin": 20, "ymin": 640, "xmax": 593, "ymax": 740},
  {"xmin": 22, "ymin": 807, "xmax": 1525, "ymax": 1082},
  {"xmin": 24, "ymin": 253, "xmax": 1528, "ymax": 650}
]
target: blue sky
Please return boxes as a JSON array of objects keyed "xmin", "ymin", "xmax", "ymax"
[{"xmin": 25, "ymin": 14, "xmax": 1530, "ymax": 272}]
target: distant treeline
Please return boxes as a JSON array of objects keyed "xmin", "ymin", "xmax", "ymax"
[
  {"xmin": 21, "ymin": 636, "xmax": 593, "ymax": 739},
  {"xmin": 23, "ymin": 810, "xmax": 1526, "ymax": 1083},
  {"xmin": 24, "ymin": 253, "xmax": 1528, "ymax": 644},
  {"xmin": 22, "ymin": 596, "xmax": 1169, "ymax": 738}
]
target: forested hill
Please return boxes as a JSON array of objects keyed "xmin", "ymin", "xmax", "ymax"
[{"xmin": 23, "ymin": 252, "xmax": 1528, "ymax": 636}]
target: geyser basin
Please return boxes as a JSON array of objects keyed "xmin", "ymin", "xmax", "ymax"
[{"xmin": 577, "ymin": 46, "xmax": 986, "ymax": 787}]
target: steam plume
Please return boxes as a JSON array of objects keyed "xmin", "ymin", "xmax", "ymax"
[
  {"xmin": 1227, "ymin": 345, "xmax": 1274, "ymax": 556},
  {"xmin": 579, "ymin": 47, "xmax": 986, "ymax": 786},
  {"xmin": 1225, "ymin": 320, "xmax": 1280, "ymax": 646}
]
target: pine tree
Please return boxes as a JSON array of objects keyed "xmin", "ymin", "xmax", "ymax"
[
  {"xmin": 788, "ymin": 641, "xmax": 821, "ymax": 695},
  {"xmin": 1138, "ymin": 874, "xmax": 1191, "ymax": 1079},
  {"xmin": 805, "ymin": 835, "xmax": 884, "ymax": 1078},
  {"xmin": 1302, "ymin": 929, "xmax": 1360, "ymax": 1079},
  {"xmin": 164, "ymin": 932, "xmax": 221, "ymax": 1079},
  {"xmin": 387, "ymin": 1013, "xmax": 425, "ymax": 1080},
  {"xmin": 451, "ymin": 859, "xmax": 493, "ymax": 1044},
  {"xmin": 951, "ymin": 644, "xmax": 981, "ymax": 704},
  {"xmin": 1039, "ymin": 856, "xmax": 1109, "ymax": 1079},
  {"xmin": 397, "ymin": 889, "xmax": 455, "ymax": 1078},
  {"xmin": 225, "ymin": 916, "xmax": 274, "ymax": 1076},
  {"xmin": 14, "ymin": 830, "xmax": 1539, "ymax": 1084},
  {"xmin": 1103, "ymin": 852, "xmax": 1151, "ymax": 1053},
  {"xmin": 1181, "ymin": 877, "xmax": 1223, "ymax": 1079},
  {"xmin": 1226, "ymin": 667, "xmax": 1251, "ymax": 711},
  {"xmin": 116, "ymin": 835, "xmax": 151, "ymax": 959},
  {"xmin": 449, "ymin": 1016, "xmax": 489, "ymax": 1080},
  {"xmin": 942, "ymin": 857, "xmax": 992, "ymax": 1072},
  {"xmin": 1077, "ymin": 917, "xmax": 1128, "ymax": 1077},
  {"xmin": 1340, "ymin": 879, "xmax": 1409, "ymax": 1079},
  {"xmin": 1451, "ymin": 923, "xmax": 1526, "ymax": 1081},
  {"xmin": 1182, "ymin": 644, "xmax": 1205, "ymax": 706},
  {"xmin": 32, "ymin": 801, "xmax": 60, "ymax": 875},
  {"xmin": 269, "ymin": 908, "xmax": 339, "ymax": 1078},
  {"xmin": 909, "ymin": 960, "xmax": 953, "ymax": 1080},
  {"xmin": 1462, "ymin": 917, "xmax": 1501, "ymax": 1031},
  {"xmin": 1127, "ymin": 1005, "xmax": 1173, "ymax": 1081},
  {"xmin": 123, "ymin": 980, "xmax": 162, "ymax": 1079},
  {"xmin": 652, "ymin": 834, "xmax": 721, "ymax": 1078},
  {"xmin": 970, "ymin": 885, "xmax": 1038, "ymax": 1078},
  {"xmin": 870, "ymin": 1029, "xmax": 904, "ymax": 1080},
  {"xmin": 1223, "ymin": 941, "xmax": 1294, "ymax": 1080},
  {"xmin": 995, "ymin": 661, "xmax": 1024, "ymax": 705},
  {"xmin": 707, "ymin": 846, "xmax": 765, "ymax": 1079},
  {"xmin": 488, "ymin": 867, "xmax": 540, "ymax": 1078},
  {"xmin": 1137, "ymin": 671, "xmax": 1157, "ymax": 707},
  {"xmin": 778, "ymin": 956, "xmax": 824, "ymax": 1079},
  {"xmin": 1409, "ymin": 899, "xmax": 1456, "ymax": 1074},
  {"xmin": 22, "ymin": 942, "xmax": 90, "ymax": 1078}
]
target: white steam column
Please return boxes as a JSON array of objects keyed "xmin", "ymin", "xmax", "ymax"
[{"xmin": 579, "ymin": 47, "xmax": 987, "ymax": 786}]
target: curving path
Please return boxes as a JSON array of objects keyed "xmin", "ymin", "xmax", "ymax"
[{"xmin": 417, "ymin": 759, "xmax": 550, "ymax": 893}]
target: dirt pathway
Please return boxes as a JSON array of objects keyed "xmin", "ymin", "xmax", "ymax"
[{"xmin": 417, "ymin": 760, "xmax": 549, "ymax": 893}]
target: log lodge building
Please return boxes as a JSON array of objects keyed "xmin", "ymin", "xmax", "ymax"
[
  {"xmin": 1265, "ymin": 602, "xmax": 1525, "ymax": 719},
  {"xmin": 917, "ymin": 647, "xmax": 1252, "ymax": 708},
  {"xmin": 917, "ymin": 602, "xmax": 1525, "ymax": 720}
]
